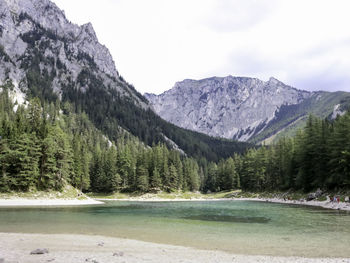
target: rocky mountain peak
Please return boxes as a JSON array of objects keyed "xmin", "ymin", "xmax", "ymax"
[
  {"xmin": 0, "ymin": 0, "xmax": 148, "ymax": 108},
  {"xmin": 267, "ymin": 76, "xmax": 282, "ymax": 84},
  {"xmin": 0, "ymin": 0, "xmax": 118, "ymax": 78},
  {"xmin": 81, "ymin": 22, "xmax": 97, "ymax": 39},
  {"xmin": 145, "ymin": 76, "xmax": 312, "ymax": 141}
]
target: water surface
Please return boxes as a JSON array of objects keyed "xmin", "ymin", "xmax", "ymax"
[{"xmin": 0, "ymin": 200, "xmax": 349, "ymax": 257}]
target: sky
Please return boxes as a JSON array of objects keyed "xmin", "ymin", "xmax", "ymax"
[{"xmin": 52, "ymin": 0, "xmax": 350, "ymax": 94}]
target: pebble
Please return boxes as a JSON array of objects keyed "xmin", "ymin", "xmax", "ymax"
[
  {"xmin": 85, "ymin": 258, "xmax": 99, "ymax": 263},
  {"xmin": 113, "ymin": 251, "xmax": 124, "ymax": 257},
  {"xmin": 30, "ymin": 248, "xmax": 49, "ymax": 255}
]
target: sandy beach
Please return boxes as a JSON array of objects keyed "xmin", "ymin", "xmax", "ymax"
[{"xmin": 0, "ymin": 232, "xmax": 349, "ymax": 263}]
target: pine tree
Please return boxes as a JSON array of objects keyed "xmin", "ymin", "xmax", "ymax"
[
  {"xmin": 168, "ymin": 164, "xmax": 178, "ymax": 191},
  {"xmin": 150, "ymin": 167, "xmax": 161, "ymax": 190},
  {"xmin": 39, "ymin": 126, "xmax": 58, "ymax": 189},
  {"xmin": 0, "ymin": 138, "xmax": 10, "ymax": 191},
  {"xmin": 7, "ymin": 133, "xmax": 41, "ymax": 191},
  {"xmin": 53, "ymin": 125, "xmax": 74, "ymax": 190}
]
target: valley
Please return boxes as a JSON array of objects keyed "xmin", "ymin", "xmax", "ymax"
[{"xmin": 0, "ymin": 0, "xmax": 350, "ymax": 262}]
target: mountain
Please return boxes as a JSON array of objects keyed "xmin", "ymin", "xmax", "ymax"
[
  {"xmin": 0, "ymin": 0, "xmax": 249, "ymax": 162},
  {"xmin": 0, "ymin": 0, "xmax": 146, "ymax": 106},
  {"xmin": 145, "ymin": 76, "xmax": 350, "ymax": 143}
]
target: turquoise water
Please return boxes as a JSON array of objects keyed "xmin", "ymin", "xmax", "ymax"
[{"xmin": 0, "ymin": 200, "xmax": 350, "ymax": 257}]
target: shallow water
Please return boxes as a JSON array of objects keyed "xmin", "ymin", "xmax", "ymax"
[{"xmin": 0, "ymin": 200, "xmax": 349, "ymax": 257}]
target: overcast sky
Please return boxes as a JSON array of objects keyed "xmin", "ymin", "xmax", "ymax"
[{"xmin": 53, "ymin": 0, "xmax": 350, "ymax": 94}]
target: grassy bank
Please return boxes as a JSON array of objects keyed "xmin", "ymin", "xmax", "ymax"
[
  {"xmin": 87, "ymin": 189, "xmax": 350, "ymax": 202},
  {"xmin": 0, "ymin": 184, "xmax": 88, "ymax": 200},
  {"xmin": 87, "ymin": 190, "xmax": 242, "ymax": 200}
]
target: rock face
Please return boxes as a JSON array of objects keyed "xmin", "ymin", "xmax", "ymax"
[
  {"xmin": 0, "ymin": 0, "xmax": 146, "ymax": 107},
  {"xmin": 145, "ymin": 76, "xmax": 312, "ymax": 141},
  {"xmin": 0, "ymin": 0, "xmax": 117, "ymax": 76}
]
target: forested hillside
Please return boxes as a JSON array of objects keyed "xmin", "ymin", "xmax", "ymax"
[
  {"xmin": 0, "ymin": 84, "xmax": 203, "ymax": 193},
  {"xmin": 61, "ymin": 68, "xmax": 250, "ymax": 162},
  {"xmin": 1, "ymin": 81, "xmax": 349, "ymax": 194},
  {"xmin": 203, "ymin": 113, "xmax": 350, "ymax": 192},
  {"xmin": 250, "ymin": 91, "xmax": 350, "ymax": 144}
]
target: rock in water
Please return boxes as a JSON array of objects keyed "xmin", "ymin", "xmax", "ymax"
[{"xmin": 30, "ymin": 248, "xmax": 49, "ymax": 254}]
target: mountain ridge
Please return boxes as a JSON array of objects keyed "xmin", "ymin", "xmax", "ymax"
[
  {"xmin": 145, "ymin": 75, "xmax": 315, "ymax": 142},
  {"xmin": 145, "ymin": 76, "xmax": 350, "ymax": 143}
]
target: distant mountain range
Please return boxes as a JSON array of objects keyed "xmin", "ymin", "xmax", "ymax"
[{"xmin": 145, "ymin": 76, "xmax": 350, "ymax": 143}]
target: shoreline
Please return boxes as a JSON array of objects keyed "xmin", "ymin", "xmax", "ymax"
[
  {"xmin": 0, "ymin": 197, "xmax": 103, "ymax": 206},
  {"xmin": 96, "ymin": 197, "xmax": 350, "ymax": 211},
  {"xmin": 245, "ymin": 197, "xmax": 350, "ymax": 211},
  {"xmin": 0, "ymin": 195, "xmax": 349, "ymax": 211},
  {"xmin": 0, "ymin": 232, "xmax": 349, "ymax": 263}
]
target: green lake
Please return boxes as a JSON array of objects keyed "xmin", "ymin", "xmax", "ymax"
[{"xmin": 0, "ymin": 200, "xmax": 350, "ymax": 257}]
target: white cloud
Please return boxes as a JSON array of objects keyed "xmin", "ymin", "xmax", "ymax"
[{"xmin": 53, "ymin": 0, "xmax": 350, "ymax": 94}]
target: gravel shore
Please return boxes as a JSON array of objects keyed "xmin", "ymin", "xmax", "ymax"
[{"xmin": 1, "ymin": 233, "xmax": 349, "ymax": 263}]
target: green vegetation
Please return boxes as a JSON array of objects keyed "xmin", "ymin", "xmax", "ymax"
[
  {"xmin": 234, "ymin": 114, "xmax": 350, "ymax": 192},
  {"xmin": 62, "ymin": 67, "xmax": 249, "ymax": 162},
  {"xmin": 88, "ymin": 189, "xmax": 350, "ymax": 201},
  {"xmin": 87, "ymin": 190, "xmax": 242, "ymax": 200},
  {"xmin": 1, "ymin": 82, "xmax": 350, "ymax": 195},
  {"xmin": 0, "ymin": 184, "xmax": 88, "ymax": 200},
  {"xmin": 0, "ymin": 86, "xmax": 203, "ymax": 193}
]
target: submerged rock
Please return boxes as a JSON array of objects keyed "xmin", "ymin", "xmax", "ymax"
[{"xmin": 30, "ymin": 248, "xmax": 49, "ymax": 254}]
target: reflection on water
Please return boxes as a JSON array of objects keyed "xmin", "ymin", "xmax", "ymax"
[{"xmin": 0, "ymin": 200, "xmax": 349, "ymax": 257}]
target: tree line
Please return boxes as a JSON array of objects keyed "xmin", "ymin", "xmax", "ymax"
[
  {"xmin": 0, "ymin": 85, "xmax": 202, "ymax": 192},
  {"xmin": 1, "ymin": 82, "xmax": 349, "ymax": 194},
  {"xmin": 200, "ymin": 114, "xmax": 350, "ymax": 193}
]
